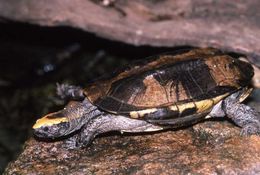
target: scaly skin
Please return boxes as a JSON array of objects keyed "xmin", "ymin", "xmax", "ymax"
[
  {"xmin": 35, "ymin": 84, "xmax": 260, "ymax": 149},
  {"xmin": 36, "ymin": 84, "xmax": 162, "ymax": 149},
  {"xmin": 64, "ymin": 113, "xmax": 163, "ymax": 149},
  {"xmin": 222, "ymin": 91, "xmax": 260, "ymax": 135}
]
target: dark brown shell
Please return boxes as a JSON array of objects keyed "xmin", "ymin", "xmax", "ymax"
[{"xmin": 83, "ymin": 48, "xmax": 254, "ymax": 117}]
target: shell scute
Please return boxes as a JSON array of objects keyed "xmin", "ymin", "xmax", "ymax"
[{"xmin": 84, "ymin": 48, "xmax": 253, "ymax": 118}]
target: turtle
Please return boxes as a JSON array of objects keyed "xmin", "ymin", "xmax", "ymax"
[{"xmin": 33, "ymin": 48, "xmax": 260, "ymax": 149}]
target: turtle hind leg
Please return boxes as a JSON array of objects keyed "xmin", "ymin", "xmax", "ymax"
[
  {"xmin": 56, "ymin": 83, "xmax": 85, "ymax": 100},
  {"xmin": 222, "ymin": 97, "xmax": 260, "ymax": 136}
]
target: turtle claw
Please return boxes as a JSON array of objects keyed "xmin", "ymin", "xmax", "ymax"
[
  {"xmin": 56, "ymin": 83, "xmax": 84, "ymax": 100},
  {"xmin": 76, "ymin": 132, "xmax": 97, "ymax": 148},
  {"xmin": 62, "ymin": 132, "xmax": 96, "ymax": 149},
  {"xmin": 62, "ymin": 135, "xmax": 80, "ymax": 150}
]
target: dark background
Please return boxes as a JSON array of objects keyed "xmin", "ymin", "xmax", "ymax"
[{"xmin": 0, "ymin": 22, "xmax": 178, "ymax": 173}]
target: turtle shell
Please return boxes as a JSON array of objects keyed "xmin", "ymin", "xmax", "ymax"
[{"xmin": 84, "ymin": 48, "xmax": 254, "ymax": 121}]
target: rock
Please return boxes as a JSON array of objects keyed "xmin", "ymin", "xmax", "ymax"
[
  {"xmin": 4, "ymin": 122, "xmax": 260, "ymax": 175},
  {"xmin": 0, "ymin": 0, "xmax": 260, "ymax": 66}
]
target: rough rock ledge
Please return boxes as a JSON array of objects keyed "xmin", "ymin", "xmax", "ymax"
[{"xmin": 4, "ymin": 121, "xmax": 260, "ymax": 175}]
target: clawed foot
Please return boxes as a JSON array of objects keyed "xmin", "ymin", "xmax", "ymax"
[
  {"xmin": 62, "ymin": 135, "xmax": 79, "ymax": 150},
  {"xmin": 56, "ymin": 83, "xmax": 84, "ymax": 100},
  {"xmin": 240, "ymin": 123, "xmax": 260, "ymax": 136},
  {"xmin": 62, "ymin": 133, "xmax": 96, "ymax": 149}
]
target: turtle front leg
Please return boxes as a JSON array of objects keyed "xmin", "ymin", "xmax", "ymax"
[
  {"xmin": 74, "ymin": 118, "xmax": 105, "ymax": 148},
  {"xmin": 65, "ymin": 114, "xmax": 163, "ymax": 148},
  {"xmin": 223, "ymin": 98, "xmax": 260, "ymax": 136},
  {"xmin": 63, "ymin": 115, "xmax": 115, "ymax": 149},
  {"xmin": 56, "ymin": 83, "xmax": 85, "ymax": 100}
]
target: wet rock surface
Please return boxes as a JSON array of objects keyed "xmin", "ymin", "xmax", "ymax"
[{"xmin": 4, "ymin": 120, "xmax": 260, "ymax": 175}]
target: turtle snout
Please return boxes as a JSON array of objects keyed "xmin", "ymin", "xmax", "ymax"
[
  {"xmin": 33, "ymin": 124, "xmax": 68, "ymax": 138},
  {"xmin": 34, "ymin": 126, "xmax": 51, "ymax": 138}
]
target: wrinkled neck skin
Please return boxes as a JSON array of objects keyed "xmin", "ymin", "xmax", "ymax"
[{"xmin": 63, "ymin": 99, "xmax": 102, "ymax": 136}]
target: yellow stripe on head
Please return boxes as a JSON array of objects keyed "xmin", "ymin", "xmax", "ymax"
[{"xmin": 33, "ymin": 112, "xmax": 68, "ymax": 129}]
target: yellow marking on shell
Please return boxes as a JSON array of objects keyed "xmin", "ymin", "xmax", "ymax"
[
  {"xmin": 169, "ymin": 105, "xmax": 178, "ymax": 111},
  {"xmin": 130, "ymin": 108, "xmax": 157, "ymax": 119},
  {"xmin": 32, "ymin": 112, "xmax": 68, "ymax": 129},
  {"xmin": 196, "ymin": 93, "xmax": 230, "ymax": 113},
  {"xmin": 177, "ymin": 102, "xmax": 196, "ymax": 113},
  {"xmin": 195, "ymin": 99, "xmax": 214, "ymax": 113},
  {"xmin": 239, "ymin": 87, "xmax": 253, "ymax": 103},
  {"xmin": 212, "ymin": 93, "xmax": 230, "ymax": 103},
  {"xmin": 168, "ymin": 93, "xmax": 230, "ymax": 116}
]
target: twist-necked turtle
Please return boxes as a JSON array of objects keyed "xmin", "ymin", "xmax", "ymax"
[{"xmin": 33, "ymin": 48, "xmax": 260, "ymax": 148}]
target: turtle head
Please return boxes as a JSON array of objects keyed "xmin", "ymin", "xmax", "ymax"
[{"xmin": 33, "ymin": 101, "xmax": 87, "ymax": 139}]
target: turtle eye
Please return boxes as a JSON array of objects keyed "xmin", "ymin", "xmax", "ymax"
[{"xmin": 43, "ymin": 127, "xmax": 49, "ymax": 132}]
